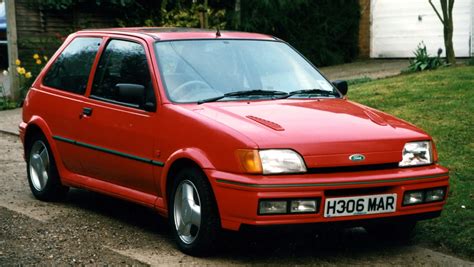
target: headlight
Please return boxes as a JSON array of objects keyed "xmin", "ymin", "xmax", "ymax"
[
  {"xmin": 259, "ymin": 149, "xmax": 307, "ymax": 174},
  {"xmin": 399, "ymin": 141, "xmax": 433, "ymax": 167},
  {"xmin": 236, "ymin": 149, "xmax": 307, "ymax": 174}
]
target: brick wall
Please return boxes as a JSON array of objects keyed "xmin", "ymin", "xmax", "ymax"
[{"xmin": 358, "ymin": 0, "xmax": 371, "ymax": 58}]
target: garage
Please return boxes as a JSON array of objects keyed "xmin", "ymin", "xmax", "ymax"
[{"xmin": 370, "ymin": 0, "xmax": 473, "ymax": 58}]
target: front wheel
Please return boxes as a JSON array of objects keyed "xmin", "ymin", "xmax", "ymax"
[
  {"xmin": 169, "ymin": 167, "xmax": 220, "ymax": 256},
  {"xmin": 26, "ymin": 133, "xmax": 69, "ymax": 201}
]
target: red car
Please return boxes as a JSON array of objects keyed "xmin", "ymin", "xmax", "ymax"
[{"xmin": 20, "ymin": 28, "xmax": 449, "ymax": 256}]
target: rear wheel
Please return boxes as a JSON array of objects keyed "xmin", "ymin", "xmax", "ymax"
[
  {"xmin": 169, "ymin": 167, "xmax": 220, "ymax": 256},
  {"xmin": 26, "ymin": 133, "xmax": 69, "ymax": 201}
]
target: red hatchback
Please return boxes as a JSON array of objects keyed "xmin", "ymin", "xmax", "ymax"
[{"xmin": 20, "ymin": 28, "xmax": 449, "ymax": 256}]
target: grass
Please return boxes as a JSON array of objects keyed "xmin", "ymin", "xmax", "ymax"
[
  {"xmin": 349, "ymin": 65, "xmax": 474, "ymax": 260},
  {"xmin": 347, "ymin": 76, "xmax": 373, "ymax": 85}
]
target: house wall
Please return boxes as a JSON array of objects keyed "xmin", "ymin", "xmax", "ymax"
[
  {"xmin": 370, "ymin": 0, "xmax": 472, "ymax": 58},
  {"xmin": 471, "ymin": 0, "xmax": 474, "ymax": 56}
]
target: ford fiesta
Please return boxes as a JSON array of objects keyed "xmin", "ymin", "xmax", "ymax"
[{"xmin": 20, "ymin": 28, "xmax": 449, "ymax": 256}]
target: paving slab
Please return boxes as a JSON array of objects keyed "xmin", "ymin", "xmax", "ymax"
[
  {"xmin": 0, "ymin": 108, "xmax": 21, "ymax": 136},
  {"xmin": 319, "ymin": 59, "xmax": 409, "ymax": 81}
]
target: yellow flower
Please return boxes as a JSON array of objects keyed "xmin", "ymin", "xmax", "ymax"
[
  {"xmin": 16, "ymin": 67, "xmax": 26, "ymax": 75},
  {"xmin": 15, "ymin": 59, "xmax": 21, "ymax": 66},
  {"xmin": 25, "ymin": 72, "xmax": 32, "ymax": 79},
  {"xmin": 43, "ymin": 56, "xmax": 48, "ymax": 61},
  {"xmin": 33, "ymin": 54, "xmax": 39, "ymax": 59},
  {"xmin": 36, "ymin": 59, "xmax": 42, "ymax": 65}
]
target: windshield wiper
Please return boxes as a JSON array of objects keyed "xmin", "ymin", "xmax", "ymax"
[
  {"xmin": 197, "ymin": 89, "xmax": 288, "ymax": 104},
  {"xmin": 278, "ymin": 89, "xmax": 339, "ymax": 99}
]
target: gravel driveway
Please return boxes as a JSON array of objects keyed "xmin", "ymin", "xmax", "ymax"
[{"xmin": 0, "ymin": 132, "xmax": 472, "ymax": 265}]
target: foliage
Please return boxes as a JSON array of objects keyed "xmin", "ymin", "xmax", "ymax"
[
  {"xmin": 142, "ymin": 3, "xmax": 226, "ymax": 29},
  {"xmin": 18, "ymin": 36, "xmax": 63, "ymax": 67},
  {"xmin": 234, "ymin": 0, "xmax": 360, "ymax": 66},
  {"xmin": 27, "ymin": 0, "xmax": 75, "ymax": 10},
  {"xmin": 350, "ymin": 66, "xmax": 474, "ymax": 260},
  {"xmin": 0, "ymin": 83, "xmax": 17, "ymax": 110},
  {"xmin": 405, "ymin": 42, "xmax": 444, "ymax": 72},
  {"xmin": 24, "ymin": 0, "xmax": 360, "ymax": 67},
  {"xmin": 467, "ymin": 57, "xmax": 474, "ymax": 66},
  {"xmin": 14, "ymin": 54, "xmax": 48, "ymax": 100},
  {"xmin": 26, "ymin": 0, "xmax": 136, "ymax": 10}
]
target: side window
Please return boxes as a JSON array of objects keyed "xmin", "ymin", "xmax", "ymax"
[
  {"xmin": 91, "ymin": 39, "xmax": 156, "ymax": 109},
  {"xmin": 43, "ymin": 37, "xmax": 101, "ymax": 94}
]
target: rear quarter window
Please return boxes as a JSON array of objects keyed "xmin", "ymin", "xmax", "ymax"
[{"xmin": 43, "ymin": 37, "xmax": 102, "ymax": 94}]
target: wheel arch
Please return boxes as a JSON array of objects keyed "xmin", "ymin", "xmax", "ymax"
[
  {"xmin": 161, "ymin": 148, "xmax": 216, "ymax": 211},
  {"xmin": 23, "ymin": 117, "xmax": 61, "ymax": 168}
]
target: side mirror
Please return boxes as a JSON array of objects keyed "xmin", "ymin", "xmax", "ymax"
[
  {"xmin": 115, "ymin": 83, "xmax": 145, "ymax": 107},
  {"xmin": 144, "ymin": 101, "xmax": 156, "ymax": 112},
  {"xmin": 332, "ymin": 80, "xmax": 348, "ymax": 96}
]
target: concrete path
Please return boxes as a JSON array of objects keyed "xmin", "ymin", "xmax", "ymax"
[
  {"xmin": 0, "ymin": 108, "xmax": 21, "ymax": 136},
  {"xmin": 319, "ymin": 59, "xmax": 409, "ymax": 81}
]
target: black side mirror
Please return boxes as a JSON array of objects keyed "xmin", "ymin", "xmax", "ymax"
[
  {"xmin": 332, "ymin": 80, "xmax": 348, "ymax": 96},
  {"xmin": 115, "ymin": 83, "xmax": 145, "ymax": 107},
  {"xmin": 144, "ymin": 101, "xmax": 156, "ymax": 112}
]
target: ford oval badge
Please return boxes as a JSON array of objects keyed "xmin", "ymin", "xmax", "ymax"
[{"xmin": 349, "ymin": 154, "xmax": 365, "ymax": 161}]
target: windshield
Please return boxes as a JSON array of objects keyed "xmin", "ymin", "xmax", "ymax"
[{"xmin": 154, "ymin": 40, "xmax": 338, "ymax": 103}]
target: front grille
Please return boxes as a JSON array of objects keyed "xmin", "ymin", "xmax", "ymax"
[{"xmin": 306, "ymin": 162, "xmax": 399, "ymax": 174}]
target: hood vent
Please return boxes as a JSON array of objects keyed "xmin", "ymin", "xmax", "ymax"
[
  {"xmin": 246, "ymin": 115, "xmax": 285, "ymax": 131},
  {"xmin": 364, "ymin": 110, "xmax": 388, "ymax": 126}
]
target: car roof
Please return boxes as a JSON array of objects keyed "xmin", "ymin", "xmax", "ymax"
[{"xmin": 77, "ymin": 27, "xmax": 277, "ymax": 41}]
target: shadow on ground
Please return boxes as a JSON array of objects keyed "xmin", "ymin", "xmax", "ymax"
[{"xmin": 61, "ymin": 188, "xmax": 411, "ymax": 260}]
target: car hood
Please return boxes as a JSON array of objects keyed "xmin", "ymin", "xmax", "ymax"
[{"xmin": 188, "ymin": 99, "xmax": 430, "ymax": 168}]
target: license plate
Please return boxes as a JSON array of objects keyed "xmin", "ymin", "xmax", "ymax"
[{"xmin": 324, "ymin": 194, "xmax": 397, "ymax": 218}]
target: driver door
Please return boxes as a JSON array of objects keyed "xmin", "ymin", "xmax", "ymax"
[{"xmin": 78, "ymin": 38, "xmax": 160, "ymax": 196}]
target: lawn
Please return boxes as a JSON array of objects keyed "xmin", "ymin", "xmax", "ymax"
[{"xmin": 349, "ymin": 65, "xmax": 474, "ymax": 259}]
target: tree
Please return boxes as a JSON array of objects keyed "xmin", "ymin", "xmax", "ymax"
[{"xmin": 428, "ymin": 0, "xmax": 456, "ymax": 64}]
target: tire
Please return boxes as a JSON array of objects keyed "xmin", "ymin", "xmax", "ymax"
[
  {"xmin": 26, "ymin": 133, "xmax": 69, "ymax": 201},
  {"xmin": 365, "ymin": 220, "xmax": 417, "ymax": 241},
  {"xmin": 169, "ymin": 167, "xmax": 220, "ymax": 256}
]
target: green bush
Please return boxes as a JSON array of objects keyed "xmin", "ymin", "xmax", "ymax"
[
  {"xmin": 405, "ymin": 42, "xmax": 444, "ymax": 72},
  {"xmin": 23, "ymin": 0, "xmax": 361, "ymax": 67},
  {"xmin": 235, "ymin": 0, "xmax": 360, "ymax": 66},
  {"xmin": 467, "ymin": 57, "xmax": 474, "ymax": 66}
]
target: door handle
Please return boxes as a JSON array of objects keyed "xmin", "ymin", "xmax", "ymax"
[{"xmin": 81, "ymin": 107, "xmax": 93, "ymax": 117}]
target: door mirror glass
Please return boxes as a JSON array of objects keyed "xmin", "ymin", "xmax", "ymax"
[
  {"xmin": 115, "ymin": 83, "xmax": 145, "ymax": 107},
  {"xmin": 332, "ymin": 80, "xmax": 348, "ymax": 96}
]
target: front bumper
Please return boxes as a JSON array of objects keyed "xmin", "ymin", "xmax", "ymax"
[{"xmin": 207, "ymin": 164, "xmax": 449, "ymax": 231}]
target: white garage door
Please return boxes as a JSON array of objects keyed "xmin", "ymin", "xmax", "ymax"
[{"xmin": 371, "ymin": 0, "xmax": 473, "ymax": 58}]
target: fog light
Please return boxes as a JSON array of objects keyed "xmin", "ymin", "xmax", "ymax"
[
  {"xmin": 403, "ymin": 191, "xmax": 424, "ymax": 205},
  {"xmin": 259, "ymin": 200, "xmax": 287, "ymax": 214},
  {"xmin": 290, "ymin": 199, "xmax": 317, "ymax": 213},
  {"xmin": 425, "ymin": 188, "xmax": 445, "ymax": 203}
]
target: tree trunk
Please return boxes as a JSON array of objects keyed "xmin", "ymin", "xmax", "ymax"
[
  {"xmin": 233, "ymin": 0, "xmax": 241, "ymax": 29},
  {"xmin": 444, "ymin": 8, "xmax": 456, "ymax": 64},
  {"xmin": 428, "ymin": 0, "xmax": 456, "ymax": 65},
  {"xmin": 204, "ymin": 0, "xmax": 209, "ymax": 29}
]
